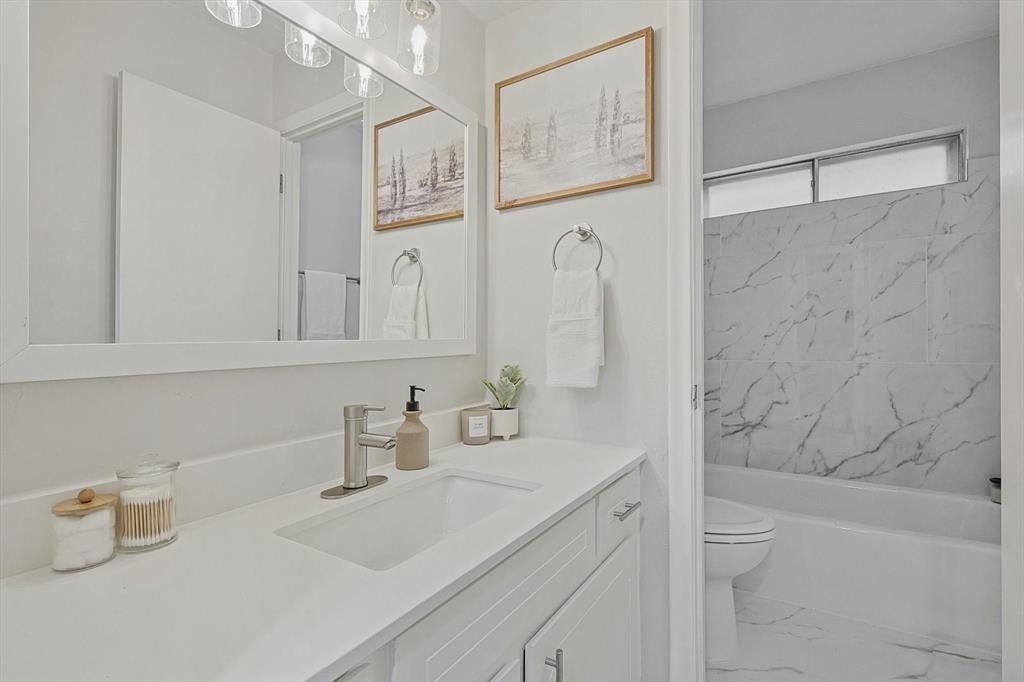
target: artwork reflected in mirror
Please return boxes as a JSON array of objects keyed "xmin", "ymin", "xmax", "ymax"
[
  {"xmin": 27, "ymin": 0, "xmax": 468, "ymax": 346},
  {"xmin": 374, "ymin": 107, "xmax": 466, "ymax": 230}
]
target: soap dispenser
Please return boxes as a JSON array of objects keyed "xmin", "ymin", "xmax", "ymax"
[{"xmin": 396, "ymin": 385, "xmax": 429, "ymax": 470}]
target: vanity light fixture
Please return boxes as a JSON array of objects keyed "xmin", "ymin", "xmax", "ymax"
[
  {"xmin": 285, "ymin": 23, "xmax": 332, "ymax": 68},
  {"xmin": 398, "ymin": 0, "xmax": 441, "ymax": 76},
  {"xmin": 338, "ymin": 0, "xmax": 387, "ymax": 40},
  {"xmin": 204, "ymin": 0, "xmax": 262, "ymax": 28},
  {"xmin": 344, "ymin": 57, "xmax": 385, "ymax": 98}
]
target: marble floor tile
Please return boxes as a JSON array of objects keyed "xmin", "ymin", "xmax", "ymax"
[{"xmin": 707, "ymin": 591, "xmax": 1000, "ymax": 682}]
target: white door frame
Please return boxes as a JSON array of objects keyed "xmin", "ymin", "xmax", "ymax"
[
  {"xmin": 668, "ymin": 0, "xmax": 705, "ymax": 680},
  {"xmin": 278, "ymin": 101, "xmax": 367, "ymax": 341},
  {"xmin": 999, "ymin": 1, "xmax": 1024, "ymax": 679}
]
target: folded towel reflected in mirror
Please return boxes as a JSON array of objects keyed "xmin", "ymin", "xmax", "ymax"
[
  {"xmin": 383, "ymin": 282, "xmax": 430, "ymax": 340},
  {"xmin": 546, "ymin": 269, "xmax": 604, "ymax": 388}
]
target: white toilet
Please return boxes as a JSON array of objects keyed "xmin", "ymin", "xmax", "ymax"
[{"xmin": 704, "ymin": 497, "xmax": 776, "ymax": 663}]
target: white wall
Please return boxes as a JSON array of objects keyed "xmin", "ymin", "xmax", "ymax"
[
  {"xmin": 28, "ymin": 0, "xmax": 277, "ymax": 344},
  {"xmin": 299, "ymin": 123, "xmax": 364, "ymax": 277},
  {"xmin": 272, "ymin": 49, "xmax": 358, "ymax": 123},
  {"xmin": 2, "ymin": 0, "xmax": 487, "ymax": 546},
  {"xmin": 704, "ymin": 36, "xmax": 1000, "ymax": 172},
  {"xmin": 485, "ymin": 3, "xmax": 672, "ymax": 679}
]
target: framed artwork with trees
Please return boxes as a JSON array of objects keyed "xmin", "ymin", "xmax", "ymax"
[
  {"xmin": 374, "ymin": 106, "xmax": 465, "ymax": 230},
  {"xmin": 494, "ymin": 28, "xmax": 654, "ymax": 210}
]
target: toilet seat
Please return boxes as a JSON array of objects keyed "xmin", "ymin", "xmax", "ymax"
[{"xmin": 704, "ymin": 497, "xmax": 776, "ymax": 544}]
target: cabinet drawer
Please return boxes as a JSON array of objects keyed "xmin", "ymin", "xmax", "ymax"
[
  {"xmin": 392, "ymin": 501, "xmax": 597, "ymax": 681},
  {"xmin": 596, "ymin": 469, "xmax": 640, "ymax": 560}
]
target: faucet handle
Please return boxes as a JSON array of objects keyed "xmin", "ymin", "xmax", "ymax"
[{"xmin": 343, "ymin": 404, "xmax": 387, "ymax": 419}]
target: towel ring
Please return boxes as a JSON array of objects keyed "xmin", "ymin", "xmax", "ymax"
[
  {"xmin": 391, "ymin": 248, "xmax": 424, "ymax": 287},
  {"xmin": 552, "ymin": 223, "xmax": 603, "ymax": 272}
]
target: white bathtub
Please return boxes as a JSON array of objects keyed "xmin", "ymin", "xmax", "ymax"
[{"xmin": 705, "ymin": 464, "xmax": 1002, "ymax": 653}]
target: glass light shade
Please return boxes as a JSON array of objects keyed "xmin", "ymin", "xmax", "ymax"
[
  {"xmin": 338, "ymin": 0, "xmax": 387, "ymax": 40},
  {"xmin": 284, "ymin": 24, "xmax": 332, "ymax": 68},
  {"xmin": 343, "ymin": 57, "xmax": 384, "ymax": 98},
  {"xmin": 397, "ymin": 0, "xmax": 441, "ymax": 76},
  {"xmin": 204, "ymin": 0, "xmax": 262, "ymax": 28}
]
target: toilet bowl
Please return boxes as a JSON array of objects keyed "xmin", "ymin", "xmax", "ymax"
[{"xmin": 704, "ymin": 496, "xmax": 776, "ymax": 663}]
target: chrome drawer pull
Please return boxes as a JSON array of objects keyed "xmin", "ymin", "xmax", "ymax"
[
  {"xmin": 612, "ymin": 501, "xmax": 642, "ymax": 521},
  {"xmin": 544, "ymin": 648, "xmax": 564, "ymax": 682}
]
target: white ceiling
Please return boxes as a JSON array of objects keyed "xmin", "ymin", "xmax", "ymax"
[
  {"xmin": 456, "ymin": 0, "xmax": 536, "ymax": 24},
  {"xmin": 703, "ymin": 0, "xmax": 999, "ymax": 109}
]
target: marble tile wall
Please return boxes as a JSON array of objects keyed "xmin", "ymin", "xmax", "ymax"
[{"xmin": 703, "ymin": 156, "xmax": 1001, "ymax": 495}]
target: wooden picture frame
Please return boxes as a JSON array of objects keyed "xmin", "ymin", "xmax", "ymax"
[
  {"xmin": 494, "ymin": 27, "xmax": 654, "ymax": 210},
  {"xmin": 374, "ymin": 106, "xmax": 465, "ymax": 230}
]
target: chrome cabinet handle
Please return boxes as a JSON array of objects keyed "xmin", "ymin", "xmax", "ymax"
[
  {"xmin": 612, "ymin": 501, "xmax": 642, "ymax": 521},
  {"xmin": 544, "ymin": 649, "xmax": 564, "ymax": 682}
]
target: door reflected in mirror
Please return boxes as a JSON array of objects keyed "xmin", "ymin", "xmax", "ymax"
[{"xmin": 28, "ymin": 0, "xmax": 467, "ymax": 345}]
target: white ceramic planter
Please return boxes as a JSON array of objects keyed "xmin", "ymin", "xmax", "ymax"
[{"xmin": 490, "ymin": 408, "xmax": 519, "ymax": 440}]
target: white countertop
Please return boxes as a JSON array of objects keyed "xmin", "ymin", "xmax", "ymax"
[{"xmin": 0, "ymin": 437, "xmax": 644, "ymax": 682}]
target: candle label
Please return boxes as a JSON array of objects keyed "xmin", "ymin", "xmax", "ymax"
[{"xmin": 468, "ymin": 415, "xmax": 489, "ymax": 438}]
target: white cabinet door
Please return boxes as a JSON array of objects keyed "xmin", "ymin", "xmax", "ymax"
[
  {"xmin": 524, "ymin": 535, "xmax": 640, "ymax": 682},
  {"xmin": 392, "ymin": 502, "xmax": 597, "ymax": 682}
]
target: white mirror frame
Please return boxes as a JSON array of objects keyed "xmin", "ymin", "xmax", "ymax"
[{"xmin": 0, "ymin": 0, "xmax": 482, "ymax": 383}]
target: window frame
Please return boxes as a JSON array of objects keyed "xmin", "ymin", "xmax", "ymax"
[{"xmin": 703, "ymin": 127, "xmax": 967, "ymax": 218}]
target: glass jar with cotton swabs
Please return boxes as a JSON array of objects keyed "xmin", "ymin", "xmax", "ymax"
[{"xmin": 116, "ymin": 460, "xmax": 180, "ymax": 552}]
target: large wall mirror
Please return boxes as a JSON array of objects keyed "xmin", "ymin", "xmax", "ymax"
[{"xmin": 0, "ymin": 0, "xmax": 480, "ymax": 382}]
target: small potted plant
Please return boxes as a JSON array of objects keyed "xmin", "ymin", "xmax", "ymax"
[{"xmin": 482, "ymin": 364, "xmax": 525, "ymax": 440}]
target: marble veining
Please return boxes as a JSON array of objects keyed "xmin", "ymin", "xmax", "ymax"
[
  {"xmin": 704, "ymin": 156, "xmax": 1001, "ymax": 495},
  {"xmin": 707, "ymin": 591, "xmax": 1000, "ymax": 682},
  {"xmin": 927, "ymin": 231, "xmax": 1001, "ymax": 362}
]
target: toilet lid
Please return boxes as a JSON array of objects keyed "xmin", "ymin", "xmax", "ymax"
[{"xmin": 705, "ymin": 497, "xmax": 775, "ymax": 535}]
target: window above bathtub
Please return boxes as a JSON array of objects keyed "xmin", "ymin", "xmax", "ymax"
[{"xmin": 703, "ymin": 129, "xmax": 966, "ymax": 218}]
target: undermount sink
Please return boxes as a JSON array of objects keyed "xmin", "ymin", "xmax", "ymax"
[{"xmin": 276, "ymin": 470, "xmax": 539, "ymax": 570}]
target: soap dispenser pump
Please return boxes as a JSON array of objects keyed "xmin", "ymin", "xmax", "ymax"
[{"xmin": 396, "ymin": 385, "xmax": 429, "ymax": 470}]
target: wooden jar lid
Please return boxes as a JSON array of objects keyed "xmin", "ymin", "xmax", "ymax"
[{"xmin": 51, "ymin": 488, "xmax": 117, "ymax": 517}]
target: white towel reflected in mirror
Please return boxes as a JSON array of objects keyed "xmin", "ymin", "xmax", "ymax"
[
  {"xmin": 383, "ymin": 282, "xmax": 430, "ymax": 340},
  {"xmin": 299, "ymin": 270, "xmax": 348, "ymax": 340}
]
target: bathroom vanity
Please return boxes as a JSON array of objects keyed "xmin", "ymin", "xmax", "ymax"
[{"xmin": 0, "ymin": 438, "xmax": 644, "ymax": 681}]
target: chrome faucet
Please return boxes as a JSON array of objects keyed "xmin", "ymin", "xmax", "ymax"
[{"xmin": 321, "ymin": 404, "xmax": 396, "ymax": 500}]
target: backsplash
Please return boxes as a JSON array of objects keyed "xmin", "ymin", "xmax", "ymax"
[{"xmin": 703, "ymin": 156, "xmax": 1000, "ymax": 495}]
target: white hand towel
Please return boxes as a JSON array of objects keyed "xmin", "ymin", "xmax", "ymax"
[
  {"xmin": 546, "ymin": 269, "xmax": 604, "ymax": 388},
  {"xmin": 300, "ymin": 270, "xmax": 347, "ymax": 340},
  {"xmin": 383, "ymin": 282, "xmax": 430, "ymax": 340}
]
